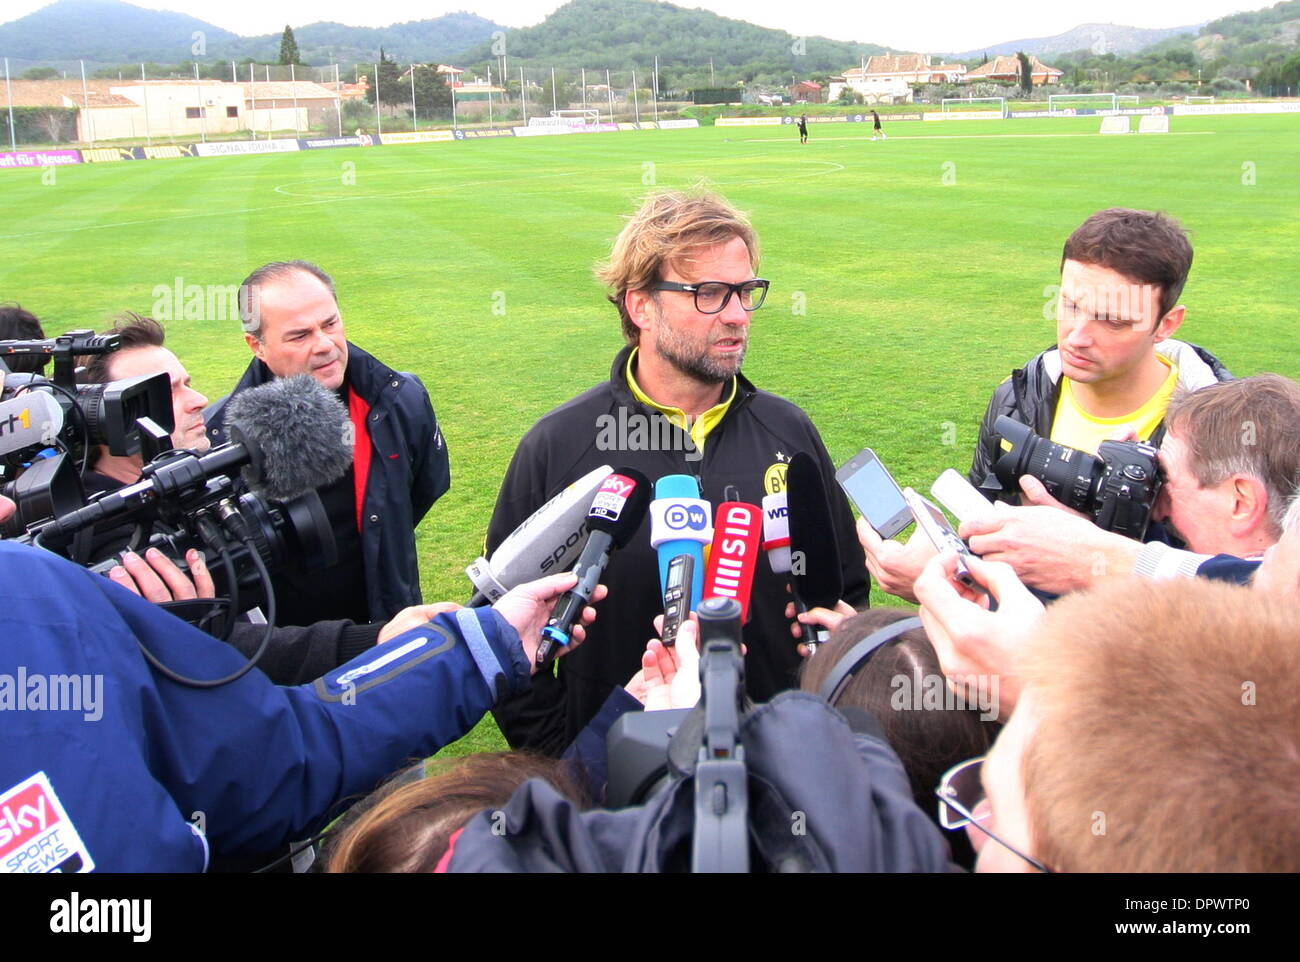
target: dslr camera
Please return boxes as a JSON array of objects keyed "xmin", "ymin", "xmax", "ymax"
[{"xmin": 993, "ymin": 415, "xmax": 1162, "ymax": 539}]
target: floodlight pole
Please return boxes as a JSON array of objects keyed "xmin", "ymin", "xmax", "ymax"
[
  {"xmin": 290, "ymin": 63, "xmax": 299, "ymax": 134},
  {"xmin": 632, "ymin": 69, "xmax": 641, "ymax": 124},
  {"xmin": 520, "ymin": 66, "xmax": 527, "ymax": 124},
  {"xmin": 141, "ymin": 63, "xmax": 152, "ymax": 146},
  {"xmin": 581, "ymin": 67, "xmax": 586, "ymax": 110},
  {"xmin": 487, "ymin": 64, "xmax": 494, "ymax": 125},
  {"xmin": 374, "ymin": 63, "xmax": 382, "ymax": 135},
  {"xmin": 606, "ymin": 68, "xmax": 614, "ymax": 123},
  {"xmin": 653, "ymin": 55, "xmax": 659, "ymax": 123},
  {"xmin": 247, "ymin": 62, "xmax": 255, "ymax": 141},
  {"xmin": 4, "ymin": 59, "xmax": 15, "ymax": 152},
  {"xmin": 81, "ymin": 60, "xmax": 97, "ymax": 147},
  {"xmin": 410, "ymin": 65, "xmax": 418, "ymax": 131}
]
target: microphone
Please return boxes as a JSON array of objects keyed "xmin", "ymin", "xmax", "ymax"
[
  {"xmin": 785, "ymin": 452, "xmax": 844, "ymax": 654},
  {"xmin": 761, "ymin": 490, "xmax": 791, "ymax": 576},
  {"xmin": 650, "ymin": 474, "xmax": 710, "ymax": 612},
  {"xmin": 701, "ymin": 499, "xmax": 762, "ymax": 623},
  {"xmin": 37, "ymin": 375, "xmax": 352, "ymax": 539},
  {"xmin": 536, "ymin": 467, "xmax": 651, "ymax": 662},
  {"xmin": 0, "ymin": 392, "xmax": 64, "ymax": 458},
  {"xmin": 464, "ymin": 463, "xmax": 613, "ymax": 605}
]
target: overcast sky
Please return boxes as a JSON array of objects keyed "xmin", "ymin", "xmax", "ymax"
[{"xmin": 3, "ymin": 0, "xmax": 1259, "ymax": 51}]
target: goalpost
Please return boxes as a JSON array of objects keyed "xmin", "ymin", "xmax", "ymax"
[
  {"xmin": 941, "ymin": 97, "xmax": 1007, "ymax": 117},
  {"xmin": 1186, "ymin": 95, "xmax": 1216, "ymax": 104},
  {"xmin": 1116, "ymin": 94, "xmax": 1140, "ymax": 107},
  {"xmin": 1048, "ymin": 92, "xmax": 1117, "ymax": 114},
  {"xmin": 528, "ymin": 109, "xmax": 601, "ymax": 127}
]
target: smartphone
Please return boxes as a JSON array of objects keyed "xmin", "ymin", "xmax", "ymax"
[
  {"xmin": 661, "ymin": 553, "xmax": 694, "ymax": 648},
  {"xmin": 903, "ymin": 487, "xmax": 981, "ymax": 590},
  {"xmin": 930, "ymin": 469, "xmax": 994, "ymax": 524},
  {"xmin": 835, "ymin": 447, "xmax": 912, "ymax": 539}
]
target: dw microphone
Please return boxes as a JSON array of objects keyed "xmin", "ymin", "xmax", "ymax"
[{"xmin": 650, "ymin": 474, "xmax": 710, "ymax": 610}]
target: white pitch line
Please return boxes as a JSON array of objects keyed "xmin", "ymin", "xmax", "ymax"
[{"xmin": 742, "ymin": 131, "xmax": 1216, "ymax": 143}]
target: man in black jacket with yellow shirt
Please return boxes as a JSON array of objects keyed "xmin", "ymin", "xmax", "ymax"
[{"xmin": 487, "ymin": 191, "xmax": 870, "ymax": 754}]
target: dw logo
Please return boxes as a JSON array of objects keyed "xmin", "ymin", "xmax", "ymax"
[{"xmin": 665, "ymin": 504, "xmax": 709, "ymax": 530}]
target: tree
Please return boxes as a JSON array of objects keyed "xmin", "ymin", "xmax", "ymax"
[
  {"xmin": 1017, "ymin": 51, "xmax": 1033, "ymax": 95},
  {"xmin": 279, "ymin": 25, "xmax": 302, "ymax": 66},
  {"xmin": 21, "ymin": 66, "xmax": 58, "ymax": 80},
  {"xmin": 365, "ymin": 49, "xmax": 405, "ymax": 108},
  {"xmin": 410, "ymin": 64, "xmax": 453, "ymax": 118}
]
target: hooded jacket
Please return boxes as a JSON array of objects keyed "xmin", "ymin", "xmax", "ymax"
[
  {"xmin": 487, "ymin": 345, "xmax": 871, "ymax": 754},
  {"xmin": 204, "ymin": 342, "xmax": 449, "ymax": 622},
  {"xmin": 968, "ymin": 339, "xmax": 1232, "ymax": 500}
]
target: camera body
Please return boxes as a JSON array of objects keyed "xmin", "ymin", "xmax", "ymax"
[{"xmin": 993, "ymin": 415, "xmax": 1162, "ymax": 539}]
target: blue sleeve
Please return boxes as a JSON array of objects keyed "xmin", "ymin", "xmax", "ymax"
[
  {"xmin": 1196, "ymin": 554, "xmax": 1261, "ymax": 585},
  {"xmin": 562, "ymin": 686, "xmax": 643, "ymax": 802},
  {"xmin": 0, "ymin": 541, "xmax": 529, "ymax": 870}
]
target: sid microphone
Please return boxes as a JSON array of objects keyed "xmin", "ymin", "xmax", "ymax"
[
  {"xmin": 650, "ymin": 474, "xmax": 710, "ymax": 611},
  {"xmin": 0, "ymin": 392, "xmax": 64, "ymax": 458},
  {"xmin": 537, "ymin": 467, "xmax": 651, "ymax": 663},
  {"xmin": 465, "ymin": 463, "xmax": 613, "ymax": 605},
  {"xmin": 786, "ymin": 451, "xmax": 844, "ymax": 654},
  {"xmin": 37, "ymin": 375, "xmax": 352, "ymax": 539},
  {"xmin": 701, "ymin": 499, "xmax": 762, "ymax": 623}
]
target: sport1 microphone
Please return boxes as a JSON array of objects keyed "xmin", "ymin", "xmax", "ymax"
[
  {"xmin": 465, "ymin": 463, "xmax": 613, "ymax": 605},
  {"xmin": 786, "ymin": 451, "xmax": 845, "ymax": 654},
  {"xmin": 36, "ymin": 375, "xmax": 352, "ymax": 539},
  {"xmin": 0, "ymin": 392, "xmax": 64, "ymax": 458},
  {"xmin": 537, "ymin": 467, "xmax": 652, "ymax": 663},
  {"xmin": 650, "ymin": 474, "xmax": 710, "ymax": 612},
  {"xmin": 702, "ymin": 500, "xmax": 762, "ymax": 623}
]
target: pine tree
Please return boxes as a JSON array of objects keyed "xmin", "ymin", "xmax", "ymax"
[
  {"xmin": 1017, "ymin": 51, "xmax": 1033, "ymax": 94},
  {"xmin": 279, "ymin": 26, "xmax": 301, "ymax": 66}
]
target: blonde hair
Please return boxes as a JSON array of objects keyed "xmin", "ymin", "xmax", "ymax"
[
  {"xmin": 597, "ymin": 189, "xmax": 759, "ymax": 344},
  {"xmin": 1020, "ymin": 578, "xmax": 1300, "ymax": 872}
]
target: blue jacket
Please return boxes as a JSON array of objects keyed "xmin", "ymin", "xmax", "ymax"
[
  {"xmin": 204, "ymin": 341, "xmax": 450, "ymax": 622},
  {"xmin": 0, "ymin": 540, "xmax": 528, "ymax": 873}
]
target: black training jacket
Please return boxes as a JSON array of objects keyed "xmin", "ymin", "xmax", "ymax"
[{"xmin": 487, "ymin": 345, "xmax": 871, "ymax": 754}]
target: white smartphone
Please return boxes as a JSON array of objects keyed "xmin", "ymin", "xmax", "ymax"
[
  {"xmin": 903, "ymin": 488, "xmax": 980, "ymax": 590},
  {"xmin": 835, "ymin": 447, "xmax": 912, "ymax": 539},
  {"xmin": 930, "ymin": 469, "xmax": 994, "ymax": 524}
]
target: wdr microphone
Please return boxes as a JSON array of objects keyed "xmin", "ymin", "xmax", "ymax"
[
  {"xmin": 650, "ymin": 474, "xmax": 710, "ymax": 611},
  {"xmin": 0, "ymin": 392, "xmax": 64, "ymax": 458},
  {"xmin": 537, "ymin": 467, "xmax": 652, "ymax": 662},
  {"xmin": 786, "ymin": 452, "xmax": 845, "ymax": 654},
  {"xmin": 465, "ymin": 463, "xmax": 613, "ymax": 605},
  {"xmin": 762, "ymin": 490, "xmax": 791, "ymax": 576},
  {"xmin": 702, "ymin": 500, "xmax": 762, "ymax": 623}
]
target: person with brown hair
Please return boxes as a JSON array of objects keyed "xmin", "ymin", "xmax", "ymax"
[
  {"xmin": 325, "ymin": 752, "xmax": 589, "ymax": 872},
  {"xmin": 861, "ymin": 208, "xmax": 1231, "ymax": 602},
  {"xmin": 0, "ymin": 303, "xmax": 49, "ymax": 374},
  {"xmin": 486, "ymin": 189, "xmax": 868, "ymax": 755},
  {"xmin": 800, "ymin": 608, "xmax": 998, "ymax": 868}
]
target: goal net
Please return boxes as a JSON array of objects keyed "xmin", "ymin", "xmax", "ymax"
[
  {"xmin": 1185, "ymin": 96, "xmax": 1216, "ymax": 104},
  {"xmin": 1048, "ymin": 92, "xmax": 1117, "ymax": 114},
  {"xmin": 940, "ymin": 97, "xmax": 1007, "ymax": 117}
]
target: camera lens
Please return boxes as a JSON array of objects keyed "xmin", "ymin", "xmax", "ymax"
[{"xmin": 992, "ymin": 416, "xmax": 1104, "ymax": 512}]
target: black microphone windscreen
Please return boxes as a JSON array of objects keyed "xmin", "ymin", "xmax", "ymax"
[
  {"xmin": 586, "ymin": 466, "xmax": 652, "ymax": 547},
  {"xmin": 786, "ymin": 451, "xmax": 844, "ymax": 609},
  {"xmin": 225, "ymin": 375, "xmax": 353, "ymax": 502}
]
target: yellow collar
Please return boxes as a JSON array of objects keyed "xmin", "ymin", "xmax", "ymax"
[{"xmin": 625, "ymin": 347, "xmax": 736, "ymax": 455}]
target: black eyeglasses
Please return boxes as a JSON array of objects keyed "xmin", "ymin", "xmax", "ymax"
[
  {"xmin": 935, "ymin": 757, "xmax": 1052, "ymax": 873},
  {"xmin": 651, "ymin": 279, "xmax": 770, "ymax": 314}
]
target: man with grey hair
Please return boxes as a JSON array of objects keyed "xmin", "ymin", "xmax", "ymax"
[{"xmin": 205, "ymin": 260, "xmax": 449, "ymax": 625}]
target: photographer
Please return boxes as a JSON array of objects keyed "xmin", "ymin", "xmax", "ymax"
[
  {"xmin": 0, "ymin": 304, "xmax": 49, "ymax": 374},
  {"xmin": 862, "ymin": 208, "xmax": 1231, "ymax": 602},
  {"xmin": 0, "ymin": 488, "xmax": 601, "ymax": 873},
  {"xmin": 957, "ymin": 374, "xmax": 1300, "ymax": 594}
]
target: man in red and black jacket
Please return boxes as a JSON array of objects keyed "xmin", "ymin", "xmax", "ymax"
[
  {"xmin": 487, "ymin": 191, "xmax": 869, "ymax": 755},
  {"xmin": 205, "ymin": 261, "xmax": 449, "ymax": 626}
]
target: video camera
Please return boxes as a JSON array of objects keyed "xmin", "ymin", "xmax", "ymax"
[
  {"xmin": 1, "ymin": 330, "xmax": 173, "ymax": 536},
  {"xmin": 993, "ymin": 415, "xmax": 1162, "ymax": 539}
]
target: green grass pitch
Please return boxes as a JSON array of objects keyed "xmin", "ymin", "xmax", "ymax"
[{"xmin": 2, "ymin": 113, "xmax": 1297, "ymax": 754}]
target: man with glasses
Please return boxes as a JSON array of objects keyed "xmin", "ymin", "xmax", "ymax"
[{"xmin": 486, "ymin": 190, "xmax": 869, "ymax": 754}]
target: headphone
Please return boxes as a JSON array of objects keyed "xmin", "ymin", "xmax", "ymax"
[{"xmin": 817, "ymin": 616, "xmax": 923, "ymax": 705}]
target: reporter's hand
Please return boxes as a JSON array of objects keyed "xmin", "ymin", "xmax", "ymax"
[
  {"xmin": 785, "ymin": 598, "xmax": 856, "ymax": 656},
  {"xmin": 1016, "ymin": 475, "xmax": 1089, "ymax": 519},
  {"xmin": 857, "ymin": 517, "xmax": 935, "ymax": 603},
  {"xmin": 377, "ymin": 602, "xmax": 463, "ymax": 645},
  {"xmin": 493, "ymin": 573, "xmax": 607, "ymax": 673},
  {"xmin": 913, "ymin": 551, "xmax": 1044, "ymax": 721},
  {"xmin": 106, "ymin": 548, "xmax": 214, "ymax": 603},
  {"xmin": 961, "ymin": 503, "xmax": 1139, "ymax": 594}
]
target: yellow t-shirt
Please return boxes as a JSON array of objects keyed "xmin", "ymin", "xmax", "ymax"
[
  {"xmin": 625, "ymin": 347, "xmax": 736, "ymax": 456},
  {"xmin": 1050, "ymin": 354, "xmax": 1178, "ymax": 455}
]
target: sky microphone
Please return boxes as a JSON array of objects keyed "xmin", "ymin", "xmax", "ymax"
[
  {"xmin": 785, "ymin": 451, "xmax": 845, "ymax": 654},
  {"xmin": 465, "ymin": 463, "xmax": 613, "ymax": 605},
  {"xmin": 650, "ymin": 474, "xmax": 710, "ymax": 611},
  {"xmin": 0, "ymin": 391, "xmax": 64, "ymax": 458},
  {"xmin": 702, "ymin": 499, "xmax": 762, "ymax": 623},
  {"xmin": 536, "ymin": 466, "xmax": 651, "ymax": 663},
  {"xmin": 37, "ymin": 375, "xmax": 352, "ymax": 539}
]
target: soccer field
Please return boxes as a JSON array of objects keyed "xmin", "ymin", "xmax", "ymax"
[{"xmin": 3, "ymin": 112, "xmax": 1297, "ymax": 752}]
